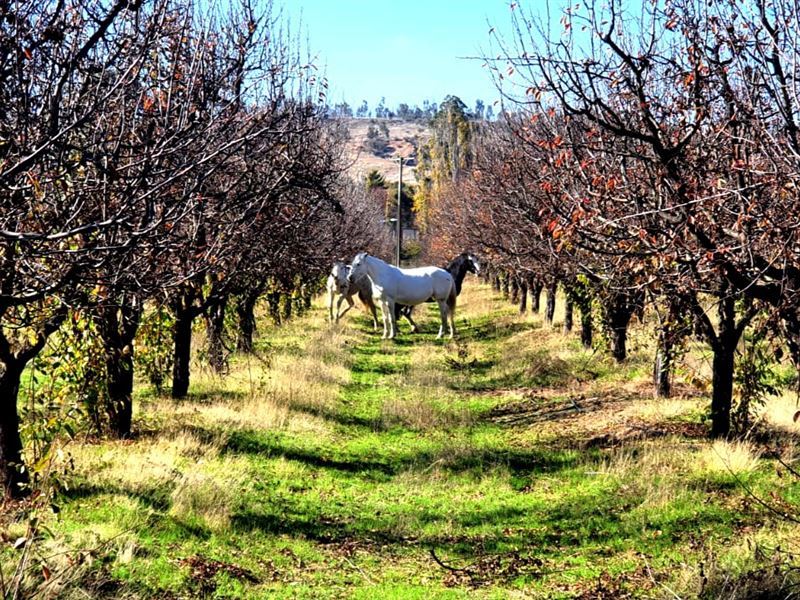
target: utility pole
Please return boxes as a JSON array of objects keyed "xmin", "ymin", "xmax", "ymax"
[{"xmin": 396, "ymin": 156, "xmax": 403, "ymax": 267}]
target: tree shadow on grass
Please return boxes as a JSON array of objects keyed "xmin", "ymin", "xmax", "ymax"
[
  {"xmin": 229, "ymin": 479, "xmax": 737, "ymax": 565},
  {"xmin": 282, "ymin": 396, "xmax": 385, "ymax": 431},
  {"xmin": 63, "ymin": 481, "xmax": 174, "ymax": 512},
  {"xmin": 223, "ymin": 430, "xmax": 397, "ymax": 479},
  {"xmin": 350, "ymin": 360, "xmax": 407, "ymax": 377},
  {"xmin": 221, "ymin": 428, "xmax": 579, "ymax": 480},
  {"xmin": 60, "ymin": 482, "xmax": 212, "ymax": 541},
  {"xmin": 483, "ymin": 394, "xmax": 626, "ymax": 428},
  {"xmin": 230, "ymin": 502, "xmax": 540, "ymax": 551},
  {"xmin": 458, "ymin": 320, "xmax": 536, "ymax": 344}
]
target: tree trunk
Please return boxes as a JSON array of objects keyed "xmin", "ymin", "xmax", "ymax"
[
  {"xmin": 501, "ymin": 274, "xmax": 510, "ymax": 299},
  {"xmin": 205, "ymin": 294, "xmax": 228, "ymax": 373},
  {"xmin": 236, "ymin": 291, "xmax": 259, "ymax": 353},
  {"xmin": 609, "ymin": 323, "xmax": 627, "ymax": 362},
  {"xmin": 280, "ymin": 292, "xmax": 292, "ymax": 322},
  {"xmin": 0, "ymin": 311, "xmax": 65, "ymax": 499},
  {"xmin": 781, "ymin": 312, "xmax": 800, "ymax": 391},
  {"xmin": 492, "ymin": 274, "xmax": 501, "ymax": 292},
  {"xmin": 788, "ymin": 335, "xmax": 800, "ymax": 392},
  {"xmin": 580, "ymin": 307, "xmax": 593, "ymax": 348},
  {"xmin": 171, "ymin": 302, "xmax": 195, "ymax": 399},
  {"xmin": 0, "ymin": 362, "xmax": 28, "ymax": 499},
  {"xmin": 653, "ymin": 349, "xmax": 671, "ymax": 398},
  {"xmin": 510, "ymin": 277, "xmax": 519, "ymax": 305},
  {"xmin": 267, "ymin": 291, "xmax": 281, "ymax": 326},
  {"xmin": 563, "ymin": 294, "xmax": 574, "ymax": 333},
  {"xmin": 293, "ymin": 287, "xmax": 306, "ymax": 316},
  {"xmin": 710, "ymin": 295, "xmax": 740, "ymax": 438},
  {"xmin": 711, "ymin": 344, "xmax": 735, "ymax": 438},
  {"xmin": 605, "ymin": 293, "xmax": 636, "ymax": 363},
  {"xmin": 106, "ymin": 349, "xmax": 135, "ymax": 438},
  {"xmin": 652, "ymin": 297, "xmax": 689, "ymax": 399},
  {"xmin": 545, "ymin": 282, "xmax": 557, "ymax": 326},
  {"xmin": 531, "ymin": 279, "xmax": 542, "ymax": 313},
  {"xmin": 96, "ymin": 300, "xmax": 142, "ymax": 438},
  {"xmin": 519, "ymin": 278, "xmax": 528, "ymax": 313}
]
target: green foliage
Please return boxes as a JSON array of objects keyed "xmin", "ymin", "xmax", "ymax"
[
  {"xmin": 136, "ymin": 305, "xmax": 175, "ymax": 395},
  {"xmin": 401, "ymin": 239, "xmax": 422, "ymax": 261},
  {"xmin": 733, "ymin": 327, "xmax": 779, "ymax": 435},
  {"xmin": 28, "ymin": 310, "xmax": 105, "ymax": 435},
  {"xmin": 363, "ymin": 124, "xmax": 390, "ymax": 155},
  {"xmin": 386, "ymin": 181, "xmax": 416, "ymax": 224},
  {"xmin": 365, "ymin": 169, "xmax": 386, "ymax": 191}
]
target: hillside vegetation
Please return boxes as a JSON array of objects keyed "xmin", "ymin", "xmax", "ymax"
[
  {"xmin": 345, "ymin": 119, "xmax": 431, "ymax": 185},
  {"xmin": 3, "ymin": 280, "xmax": 800, "ymax": 598}
]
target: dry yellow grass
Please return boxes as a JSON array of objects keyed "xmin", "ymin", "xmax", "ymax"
[
  {"xmin": 380, "ymin": 393, "xmax": 472, "ymax": 431},
  {"xmin": 167, "ymin": 319, "xmax": 355, "ymax": 439},
  {"xmin": 169, "ymin": 456, "xmax": 247, "ymax": 531},
  {"xmin": 759, "ymin": 392, "xmax": 800, "ymax": 434},
  {"xmin": 695, "ymin": 439, "xmax": 762, "ymax": 476},
  {"xmin": 621, "ymin": 397, "xmax": 705, "ymax": 422},
  {"xmin": 598, "ymin": 442, "xmax": 689, "ymax": 479}
]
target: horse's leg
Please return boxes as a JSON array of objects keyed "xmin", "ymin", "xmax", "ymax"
[
  {"xmin": 328, "ymin": 288, "xmax": 335, "ymax": 322},
  {"xmin": 387, "ymin": 298, "xmax": 397, "ymax": 339},
  {"xmin": 403, "ymin": 306, "xmax": 418, "ymax": 333},
  {"xmin": 369, "ymin": 298, "xmax": 379, "ymax": 331},
  {"xmin": 380, "ymin": 299, "xmax": 390, "ymax": 339},
  {"xmin": 436, "ymin": 300, "xmax": 449, "ymax": 339},
  {"xmin": 337, "ymin": 294, "xmax": 353, "ymax": 322},
  {"xmin": 448, "ymin": 289, "xmax": 457, "ymax": 339},
  {"xmin": 334, "ymin": 295, "xmax": 344, "ymax": 322}
]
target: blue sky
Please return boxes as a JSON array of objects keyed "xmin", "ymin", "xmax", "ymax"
[{"xmin": 284, "ymin": 0, "xmax": 516, "ymax": 112}]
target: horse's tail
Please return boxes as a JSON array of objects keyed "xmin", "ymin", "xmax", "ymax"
[{"xmin": 357, "ymin": 286, "xmax": 374, "ymax": 311}]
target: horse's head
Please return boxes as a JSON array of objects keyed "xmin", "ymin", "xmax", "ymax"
[
  {"xmin": 467, "ymin": 254, "xmax": 481, "ymax": 275},
  {"xmin": 348, "ymin": 252, "xmax": 368, "ymax": 283},
  {"xmin": 331, "ymin": 262, "xmax": 350, "ymax": 288}
]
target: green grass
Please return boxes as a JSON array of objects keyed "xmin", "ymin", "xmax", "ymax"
[{"xmin": 3, "ymin": 283, "xmax": 800, "ymax": 598}]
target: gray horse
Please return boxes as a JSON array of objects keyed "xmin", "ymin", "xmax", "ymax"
[
  {"xmin": 326, "ymin": 261, "xmax": 379, "ymax": 329},
  {"xmin": 327, "ymin": 260, "xmax": 420, "ymax": 331}
]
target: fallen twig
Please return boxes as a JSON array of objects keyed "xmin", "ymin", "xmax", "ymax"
[{"xmin": 429, "ymin": 548, "xmax": 469, "ymax": 572}]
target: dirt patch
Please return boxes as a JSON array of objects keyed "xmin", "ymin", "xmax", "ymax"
[
  {"xmin": 567, "ymin": 567, "xmax": 658, "ymax": 599},
  {"xmin": 484, "ymin": 392, "xmax": 629, "ymax": 427},
  {"xmin": 178, "ymin": 555, "xmax": 261, "ymax": 593},
  {"xmin": 580, "ymin": 420, "xmax": 708, "ymax": 449},
  {"xmin": 431, "ymin": 548, "xmax": 546, "ymax": 588}
]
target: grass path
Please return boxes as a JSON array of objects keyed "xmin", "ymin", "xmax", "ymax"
[{"xmin": 3, "ymin": 282, "xmax": 800, "ymax": 598}]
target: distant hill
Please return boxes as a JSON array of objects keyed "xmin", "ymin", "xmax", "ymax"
[{"xmin": 342, "ymin": 118, "xmax": 431, "ymax": 185}]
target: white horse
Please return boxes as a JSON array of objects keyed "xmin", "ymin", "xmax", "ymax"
[
  {"xmin": 326, "ymin": 262, "xmax": 379, "ymax": 329},
  {"xmin": 348, "ymin": 252, "xmax": 457, "ymax": 339}
]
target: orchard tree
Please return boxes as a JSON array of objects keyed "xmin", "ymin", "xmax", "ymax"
[
  {"xmin": 0, "ymin": 0, "xmax": 212, "ymax": 496},
  {"xmin": 483, "ymin": 0, "xmax": 800, "ymax": 436}
]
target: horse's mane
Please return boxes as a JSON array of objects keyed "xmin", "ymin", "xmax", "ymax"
[
  {"xmin": 444, "ymin": 253, "xmax": 475, "ymax": 295},
  {"xmin": 444, "ymin": 253, "xmax": 470, "ymax": 272}
]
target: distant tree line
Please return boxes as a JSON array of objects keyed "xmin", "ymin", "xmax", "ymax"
[{"xmin": 329, "ymin": 97, "xmax": 495, "ymax": 121}]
